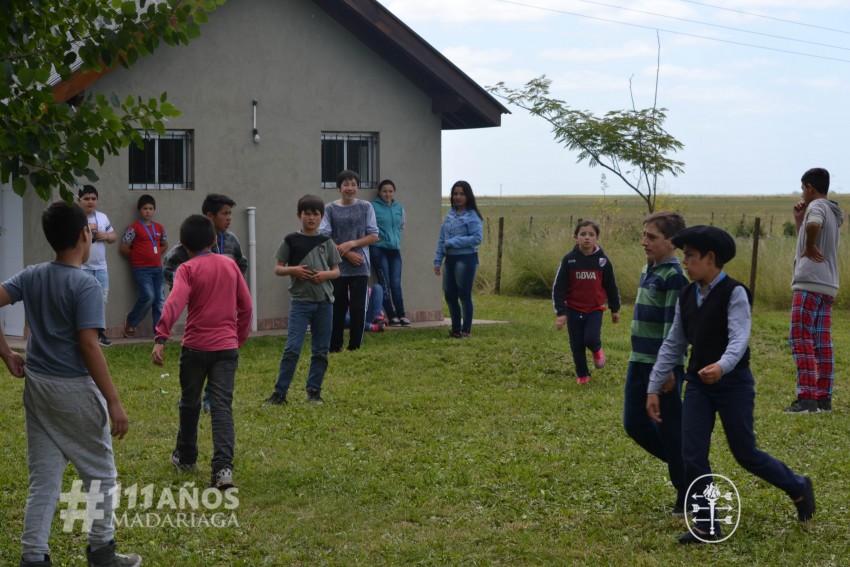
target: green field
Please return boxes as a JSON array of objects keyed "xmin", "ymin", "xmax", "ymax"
[{"xmin": 2, "ymin": 295, "xmax": 848, "ymax": 565}]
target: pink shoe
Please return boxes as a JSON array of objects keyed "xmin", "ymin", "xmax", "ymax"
[
  {"xmin": 576, "ymin": 375, "xmax": 590, "ymax": 385},
  {"xmin": 592, "ymin": 348, "xmax": 606, "ymax": 369}
]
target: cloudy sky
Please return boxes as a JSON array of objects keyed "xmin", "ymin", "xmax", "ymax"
[{"xmin": 385, "ymin": 0, "xmax": 850, "ymax": 196}]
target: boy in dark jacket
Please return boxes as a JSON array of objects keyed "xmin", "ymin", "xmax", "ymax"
[{"xmin": 646, "ymin": 225, "xmax": 815, "ymax": 544}]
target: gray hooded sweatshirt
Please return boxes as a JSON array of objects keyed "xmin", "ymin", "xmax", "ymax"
[{"xmin": 792, "ymin": 198, "xmax": 845, "ymax": 297}]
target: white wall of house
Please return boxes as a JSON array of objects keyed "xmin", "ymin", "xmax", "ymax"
[
  {"xmin": 0, "ymin": 182, "xmax": 25, "ymax": 336},
  {"xmin": 22, "ymin": 0, "xmax": 449, "ymax": 335}
]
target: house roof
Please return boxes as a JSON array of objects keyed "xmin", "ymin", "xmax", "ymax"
[
  {"xmin": 53, "ymin": 0, "xmax": 508, "ymax": 130},
  {"xmin": 311, "ymin": 0, "xmax": 508, "ymax": 129}
]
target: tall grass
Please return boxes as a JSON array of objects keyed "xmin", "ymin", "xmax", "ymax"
[{"xmin": 470, "ymin": 195, "xmax": 850, "ymax": 310}]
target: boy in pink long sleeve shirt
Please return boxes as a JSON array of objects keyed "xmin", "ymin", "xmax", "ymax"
[{"xmin": 152, "ymin": 214, "xmax": 253, "ymax": 490}]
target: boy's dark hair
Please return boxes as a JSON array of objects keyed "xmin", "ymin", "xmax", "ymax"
[
  {"xmin": 643, "ymin": 211, "xmax": 686, "ymax": 239},
  {"xmin": 378, "ymin": 179, "xmax": 396, "ymax": 191},
  {"xmin": 43, "ymin": 201, "xmax": 88, "ymax": 252},
  {"xmin": 78, "ymin": 184, "xmax": 98, "ymax": 199},
  {"xmin": 336, "ymin": 169, "xmax": 360, "ymax": 188},
  {"xmin": 574, "ymin": 219, "xmax": 601, "ymax": 238},
  {"xmin": 137, "ymin": 194, "xmax": 156, "ymax": 210},
  {"xmin": 801, "ymin": 168, "xmax": 830, "ymax": 195},
  {"xmin": 202, "ymin": 193, "xmax": 236, "ymax": 216},
  {"xmin": 297, "ymin": 194, "xmax": 325, "ymax": 216},
  {"xmin": 180, "ymin": 214, "xmax": 216, "ymax": 253},
  {"xmin": 450, "ymin": 180, "xmax": 483, "ymax": 219}
]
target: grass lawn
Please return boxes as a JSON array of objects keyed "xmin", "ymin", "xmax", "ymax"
[{"xmin": 1, "ymin": 294, "xmax": 849, "ymax": 565}]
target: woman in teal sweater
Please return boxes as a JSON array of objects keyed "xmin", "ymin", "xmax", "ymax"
[{"xmin": 371, "ymin": 179, "xmax": 409, "ymax": 326}]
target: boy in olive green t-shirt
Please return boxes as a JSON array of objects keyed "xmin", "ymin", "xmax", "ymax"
[{"xmin": 264, "ymin": 195, "xmax": 341, "ymax": 406}]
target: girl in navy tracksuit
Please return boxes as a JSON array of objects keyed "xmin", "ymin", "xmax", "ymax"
[{"xmin": 552, "ymin": 220, "xmax": 621, "ymax": 384}]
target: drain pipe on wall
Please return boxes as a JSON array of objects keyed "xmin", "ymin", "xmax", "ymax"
[{"xmin": 246, "ymin": 206, "xmax": 258, "ymax": 331}]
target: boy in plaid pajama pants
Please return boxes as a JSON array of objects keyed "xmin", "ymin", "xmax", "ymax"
[{"xmin": 785, "ymin": 168, "xmax": 844, "ymax": 414}]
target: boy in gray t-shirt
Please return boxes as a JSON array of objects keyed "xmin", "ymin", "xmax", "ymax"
[
  {"xmin": 264, "ymin": 195, "xmax": 341, "ymax": 407},
  {"xmin": 0, "ymin": 201, "xmax": 140, "ymax": 566},
  {"xmin": 319, "ymin": 169, "xmax": 379, "ymax": 352}
]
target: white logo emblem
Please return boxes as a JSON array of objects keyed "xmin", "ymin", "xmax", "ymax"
[{"xmin": 685, "ymin": 474, "xmax": 741, "ymax": 543}]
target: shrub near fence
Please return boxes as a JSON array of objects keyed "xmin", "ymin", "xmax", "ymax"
[{"xmin": 466, "ymin": 194, "xmax": 850, "ymax": 311}]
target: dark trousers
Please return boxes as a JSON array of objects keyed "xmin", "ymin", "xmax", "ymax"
[
  {"xmin": 331, "ymin": 275, "xmax": 368, "ymax": 351},
  {"xmin": 623, "ymin": 361, "xmax": 686, "ymax": 506},
  {"xmin": 565, "ymin": 307, "xmax": 603, "ymax": 377},
  {"xmin": 443, "ymin": 253, "xmax": 478, "ymax": 334},
  {"xmin": 175, "ymin": 347, "xmax": 239, "ymax": 476},
  {"xmin": 683, "ymin": 367, "xmax": 805, "ymax": 530}
]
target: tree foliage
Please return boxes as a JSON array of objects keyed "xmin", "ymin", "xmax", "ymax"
[
  {"xmin": 489, "ymin": 71, "xmax": 684, "ymax": 214},
  {"xmin": 0, "ymin": 0, "xmax": 224, "ymax": 202}
]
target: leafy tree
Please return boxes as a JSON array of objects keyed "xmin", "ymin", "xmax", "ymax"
[
  {"xmin": 1, "ymin": 0, "xmax": 224, "ymax": 202},
  {"xmin": 488, "ymin": 41, "xmax": 684, "ymax": 214}
]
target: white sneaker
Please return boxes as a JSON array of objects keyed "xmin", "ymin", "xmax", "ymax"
[{"xmin": 211, "ymin": 467, "xmax": 234, "ymax": 490}]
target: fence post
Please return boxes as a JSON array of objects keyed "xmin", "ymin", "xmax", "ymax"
[
  {"xmin": 769, "ymin": 215, "xmax": 774, "ymax": 237},
  {"xmin": 710, "ymin": 212, "xmax": 714, "ymax": 226},
  {"xmin": 495, "ymin": 217, "xmax": 504, "ymax": 294},
  {"xmin": 529, "ymin": 216, "xmax": 533, "ymax": 232},
  {"xmin": 486, "ymin": 217, "xmax": 490, "ymax": 243},
  {"xmin": 750, "ymin": 217, "xmax": 761, "ymax": 306}
]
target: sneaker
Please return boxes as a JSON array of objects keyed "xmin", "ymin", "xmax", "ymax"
[
  {"xmin": 671, "ymin": 503, "xmax": 685, "ymax": 517},
  {"xmin": 210, "ymin": 467, "xmax": 234, "ymax": 490},
  {"xmin": 98, "ymin": 333, "xmax": 112, "ymax": 347},
  {"xmin": 449, "ymin": 331, "xmax": 463, "ymax": 339},
  {"xmin": 794, "ymin": 476, "xmax": 815, "ymax": 521},
  {"xmin": 399, "ymin": 317, "xmax": 412, "ymax": 327},
  {"xmin": 171, "ymin": 451, "xmax": 197, "ymax": 473},
  {"xmin": 368, "ymin": 323, "xmax": 385, "ymax": 333},
  {"xmin": 388, "ymin": 318, "xmax": 402, "ymax": 327},
  {"xmin": 307, "ymin": 388, "xmax": 324, "ymax": 405},
  {"xmin": 372, "ymin": 315, "xmax": 387, "ymax": 326},
  {"xmin": 576, "ymin": 375, "xmax": 590, "ymax": 385},
  {"xmin": 122, "ymin": 319, "xmax": 135, "ymax": 338},
  {"xmin": 202, "ymin": 398, "xmax": 211, "ymax": 414},
  {"xmin": 19, "ymin": 556, "xmax": 52, "ymax": 567},
  {"xmin": 86, "ymin": 540, "xmax": 141, "ymax": 566},
  {"xmin": 678, "ymin": 528, "xmax": 721, "ymax": 544},
  {"xmin": 592, "ymin": 348, "xmax": 606, "ymax": 369},
  {"xmin": 461, "ymin": 331, "xmax": 472, "ymax": 338},
  {"xmin": 784, "ymin": 398, "xmax": 819, "ymax": 414},
  {"xmin": 263, "ymin": 391, "xmax": 287, "ymax": 406},
  {"xmin": 817, "ymin": 398, "xmax": 832, "ymax": 412}
]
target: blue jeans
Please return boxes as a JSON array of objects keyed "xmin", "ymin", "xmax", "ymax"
[
  {"xmin": 82, "ymin": 268, "xmax": 109, "ymax": 304},
  {"xmin": 176, "ymin": 347, "xmax": 239, "ymax": 475},
  {"xmin": 443, "ymin": 253, "xmax": 478, "ymax": 334},
  {"xmin": 276, "ymin": 300, "xmax": 333, "ymax": 394},
  {"xmin": 565, "ymin": 308, "xmax": 603, "ymax": 377},
  {"xmin": 371, "ymin": 246, "xmax": 405, "ymax": 319},
  {"xmin": 127, "ymin": 266, "xmax": 164, "ymax": 328},
  {"xmin": 682, "ymin": 367, "xmax": 806, "ymax": 532},
  {"xmin": 623, "ymin": 361, "xmax": 685, "ymax": 506}
]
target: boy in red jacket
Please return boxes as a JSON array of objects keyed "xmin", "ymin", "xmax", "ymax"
[
  {"xmin": 152, "ymin": 214, "xmax": 253, "ymax": 490},
  {"xmin": 120, "ymin": 194, "xmax": 168, "ymax": 336}
]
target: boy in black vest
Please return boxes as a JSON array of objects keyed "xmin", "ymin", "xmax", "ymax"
[{"xmin": 645, "ymin": 226, "xmax": 815, "ymax": 544}]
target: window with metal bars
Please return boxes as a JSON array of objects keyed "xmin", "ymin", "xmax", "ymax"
[
  {"xmin": 321, "ymin": 132, "xmax": 378, "ymax": 189},
  {"xmin": 129, "ymin": 130, "xmax": 194, "ymax": 190}
]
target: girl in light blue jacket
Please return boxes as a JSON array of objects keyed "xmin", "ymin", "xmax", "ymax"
[
  {"xmin": 434, "ymin": 180, "xmax": 483, "ymax": 338},
  {"xmin": 371, "ymin": 179, "xmax": 409, "ymax": 326}
]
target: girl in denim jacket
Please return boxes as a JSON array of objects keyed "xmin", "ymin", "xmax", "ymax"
[{"xmin": 434, "ymin": 181, "xmax": 483, "ymax": 338}]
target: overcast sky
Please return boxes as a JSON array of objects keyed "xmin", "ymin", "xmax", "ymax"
[{"xmin": 386, "ymin": 0, "xmax": 850, "ymax": 196}]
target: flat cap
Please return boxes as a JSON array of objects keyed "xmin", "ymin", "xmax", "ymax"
[{"xmin": 671, "ymin": 225, "xmax": 736, "ymax": 264}]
